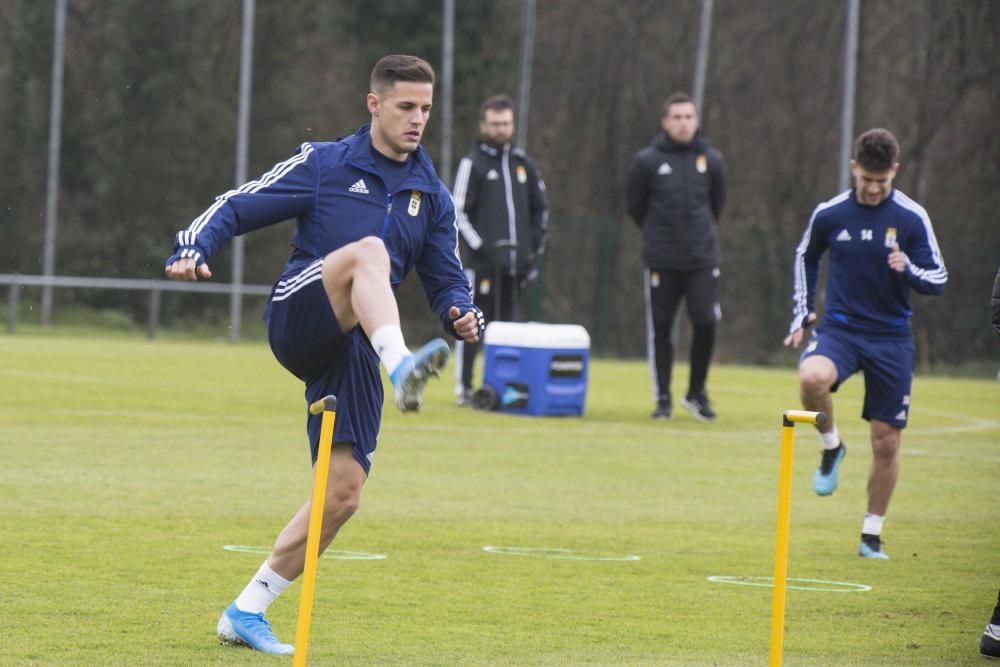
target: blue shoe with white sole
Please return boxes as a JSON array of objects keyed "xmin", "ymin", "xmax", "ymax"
[
  {"xmin": 858, "ymin": 533, "xmax": 890, "ymax": 560},
  {"xmin": 390, "ymin": 338, "xmax": 450, "ymax": 412},
  {"xmin": 812, "ymin": 443, "xmax": 846, "ymax": 496},
  {"xmin": 217, "ymin": 602, "xmax": 294, "ymax": 655}
]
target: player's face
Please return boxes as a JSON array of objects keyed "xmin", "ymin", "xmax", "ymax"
[
  {"xmin": 479, "ymin": 108, "xmax": 515, "ymax": 146},
  {"xmin": 661, "ymin": 102, "xmax": 698, "ymax": 144},
  {"xmin": 851, "ymin": 161, "xmax": 898, "ymax": 206},
  {"xmin": 368, "ymin": 81, "xmax": 434, "ymax": 160}
]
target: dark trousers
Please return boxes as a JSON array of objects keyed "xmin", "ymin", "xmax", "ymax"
[
  {"xmin": 645, "ymin": 266, "xmax": 720, "ymax": 402},
  {"xmin": 458, "ymin": 268, "xmax": 520, "ymax": 392}
]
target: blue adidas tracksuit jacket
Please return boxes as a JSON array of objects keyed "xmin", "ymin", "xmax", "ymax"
[
  {"xmin": 790, "ymin": 188, "xmax": 947, "ymax": 337},
  {"xmin": 167, "ymin": 125, "xmax": 476, "ymax": 338}
]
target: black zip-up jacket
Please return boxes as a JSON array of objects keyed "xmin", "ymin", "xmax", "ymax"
[
  {"xmin": 626, "ymin": 130, "xmax": 726, "ymax": 271},
  {"xmin": 453, "ymin": 140, "xmax": 549, "ymax": 276}
]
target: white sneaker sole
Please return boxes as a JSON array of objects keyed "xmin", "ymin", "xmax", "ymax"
[
  {"xmin": 216, "ymin": 612, "xmax": 247, "ymax": 646},
  {"xmin": 394, "ymin": 346, "xmax": 449, "ymax": 412},
  {"xmin": 680, "ymin": 397, "xmax": 717, "ymax": 423},
  {"xmin": 217, "ymin": 610, "xmax": 294, "ymax": 654}
]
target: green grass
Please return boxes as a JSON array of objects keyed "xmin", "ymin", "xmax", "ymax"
[{"xmin": 1, "ymin": 334, "xmax": 998, "ymax": 665}]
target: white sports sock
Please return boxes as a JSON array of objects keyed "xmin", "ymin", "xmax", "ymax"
[
  {"xmin": 234, "ymin": 561, "xmax": 292, "ymax": 614},
  {"xmin": 819, "ymin": 426, "xmax": 841, "ymax": 450},
  {"xmin": 862, "ymin": 513, "xmax": 884, "ymax": 536},
  {"xmin": 370, "ymin": 324, "xmax": 410, "ymax": 377}
]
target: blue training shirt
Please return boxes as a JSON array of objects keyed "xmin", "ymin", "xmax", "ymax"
[
  {"xmin": 167, "ymin": 125, "xmax": 478, "ymax": 339},
  {"xmin": 789, "ymin": 188, "xmax": 947, "ymax": 337}
]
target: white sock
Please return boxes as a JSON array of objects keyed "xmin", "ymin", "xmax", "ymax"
[
  {"xmin": 234, "ymin": 560, "xmax": 292, "ymax": 614},
  {"xmin": 370, "ymin": 324, "xmax": 410, "ymax": 376},
  {"xmin": 862, "ymin": 513, "xmax": 884, "ymax": 536},
  {"xmin": 819, "ymin": 426, "xmax": 841, "ymax": 450}
]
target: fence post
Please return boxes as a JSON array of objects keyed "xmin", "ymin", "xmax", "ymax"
[
  {"xmin": 592, "ymin": 217, "xmax": 617, "ymax": 352},
  {"xmin": 148, "ymin": 285, "xmax": 162, "ymax": 339},
  {"xmin": 6, "ymin": 278, "xmax": 19, "ymax": 334}
]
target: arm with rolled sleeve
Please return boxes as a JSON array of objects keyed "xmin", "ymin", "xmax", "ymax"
[
  {"xmin": 165, "ymin": 143, "xmax": 317, "ymax": 271},
  {"xmin": 417, "ymin": 193, "xmax": 485, "ymax": 342}
]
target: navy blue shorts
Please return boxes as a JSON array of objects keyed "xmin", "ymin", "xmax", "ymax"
[
  {"xmin": 800, "ymin": 326, "xmax": 914, "ymax": 429},
  {"xmin": 264, "ymin": 260, "xmax": 382, "ymax": 474}
]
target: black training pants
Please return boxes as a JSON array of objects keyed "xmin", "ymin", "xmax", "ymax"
[
  {"xmin": 457, "ymin": 267, "xmax": 520, "ymax": 392},
  {"xmin": 644, "ymin": 266, "xmax": 720, "ymax": 402}
]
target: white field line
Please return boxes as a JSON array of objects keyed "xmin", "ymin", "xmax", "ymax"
[
  {"xmin": 905, "ymin": 448, "xmax": 1000, "ymax": 463},
  {"xmin": 2, "ymin": 375, "xmax": 996, "ymax": 440},
  {"xmin": 482, "ymin": 545, "xmax": 641, "ymax": 561},
  {"xmin": 0, "ymin": 406, "xmax": 291, "ymax": 426},
  {"xmin": 223, "ymin": 544, "xmax": 386, "ymax": 560},
  {"xmin": 382, "ymin": 415, "xmax": 1000, "ymax": 439},
  {"xmin": 706, "ymin": 575, "xmax": 871, "ymax": 593},
  {"xmin": 909, "ymin": 408, "xmax": 1000, "ymax": 435},
  {"xmin": 1, "ymin": 407, "xmax": 996, "ymax": 441},
  {"xmin": 1, "ymin": 367, "xmax": 152, "ymax": 387}
]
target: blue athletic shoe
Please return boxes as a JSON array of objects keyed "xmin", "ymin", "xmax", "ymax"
[
  {"xmin": 390, "ymin": 338, "xmax": 450, "ymax": 412},
  {"xmin": 812, "ymin": 443, "xmax": 846, "ymax": 496},
  {"xmin": 217, "ymin": 602, "xmax": 294, "ymax": 655},
  {"xmin": 858, "ymin": 533, "xmax": 890, "ymax": 560}
]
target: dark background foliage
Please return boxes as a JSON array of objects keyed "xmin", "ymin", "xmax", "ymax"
[{"xmin": 2, "ymin": 0, "xmax": 997, "ymax": 370}]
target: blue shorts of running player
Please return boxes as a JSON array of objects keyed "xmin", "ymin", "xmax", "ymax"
[
  {"xmin": 800, "ymin": 324, "xmax": 915, "ymax": 429},
  {"xmin": 263, "ymin": 258, "xmax": 382, "ymax": 475}
]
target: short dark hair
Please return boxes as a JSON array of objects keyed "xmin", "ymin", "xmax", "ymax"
[
  {"xmin": 854, "ymin": 128, "xmax": 899, "ymax": 171},
  {"xmin": 370, "ymin": 55, "xmax": 435, "ymax": 94},
  {"xmin": 480, "ymin": 94, "xmax": 514, "ymax": 120},
  {"xmin": 661, "ymin": 92, "xmax": 696, "ymax": 117}
]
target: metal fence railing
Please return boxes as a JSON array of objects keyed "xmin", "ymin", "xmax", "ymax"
[{"xmin": 1, "ymin": 274, "xmax": 271, "ymax": 339}]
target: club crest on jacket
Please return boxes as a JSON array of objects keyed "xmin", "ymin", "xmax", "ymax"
[{"xmin": 408, "ymin": 191, "xmax": 422, "ymax": 216}]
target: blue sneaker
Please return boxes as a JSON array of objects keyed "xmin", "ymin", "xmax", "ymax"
[
  {"xmin": 390, "ymin": 338, "xmax": 450, "ymax": 412},
  {"xmin": 217, "ymin": 602, "xmax": 294, "ymax": 655},
  {"xmin": 858, "ymin": 533, "xmax": 890, "ymax": 560},
  {"xmin": 812, "ymin": 443, "xmax": 845, "ymax": 496}
]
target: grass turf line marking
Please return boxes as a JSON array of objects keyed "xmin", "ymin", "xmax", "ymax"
[
  {"xmin": 381, "ymin": 412, "xmax": 999, "ymax": 439},
  {"xmin": 482, "ymin": 546, "xmax": 640, "ymax": 561},
  {"xmin": 707, "ymin": 575, "xmax": 870, "ymax": 593},
  {"xmin": 906, "ymin": 448, "xmax": 1000, "ymax": 462},
  {"xmin": 224, "ymin": 544, "xmax": 386, "ymax": 560}
]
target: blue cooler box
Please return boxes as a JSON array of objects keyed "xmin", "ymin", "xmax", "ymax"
[{"xmin": 481, "ymin": 322, "xmax": 590, "ymax": 416}]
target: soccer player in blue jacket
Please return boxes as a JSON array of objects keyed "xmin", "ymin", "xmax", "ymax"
[
  {"xmin": 783, "ymin": 128, "xmax": 947, "ymax": 560},
  {"xmin": 165, "ymin": 55, "xmax": 484, "ymax": 654}
]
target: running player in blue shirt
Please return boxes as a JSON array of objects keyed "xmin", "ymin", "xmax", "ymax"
[
  {"xmin": 783, "ymin": 128, "xmax": 947, "ymax": 560},
  {"xmin": 165, "ymin": 55, "xmax": 484, "ymax": 654}
]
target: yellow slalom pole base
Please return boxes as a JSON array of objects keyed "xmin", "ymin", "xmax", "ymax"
[
  {"xmin": 293, "ymin": 395, "xmax": 338, "ymax": 667},
  {"xmin": 769, "ymin": 410, "xmax": 825, "ymax": 667}
]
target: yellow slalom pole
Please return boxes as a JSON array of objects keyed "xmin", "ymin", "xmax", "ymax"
[
  {"xmin": 769, "ymin": 409, "xmax": 825, "ymax": 667},
  {"xmin": 293, "ymin": 395, "xmax": 337, "ymax": 667}
]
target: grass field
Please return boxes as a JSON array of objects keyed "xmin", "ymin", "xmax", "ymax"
[{"xmin": 2, "ymin": 334, "xmax": 998, "ymax": 665}]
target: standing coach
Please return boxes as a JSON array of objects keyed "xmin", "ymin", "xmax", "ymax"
[
  {"xmin": 452, "ymin": 94, "xmax": 549, "ymax": 406},
  {"xmin": 626, "ymin": 92, "xmax": 727, "ymax": 422}
]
